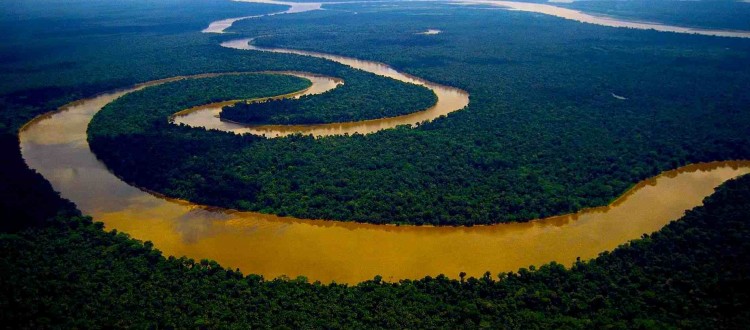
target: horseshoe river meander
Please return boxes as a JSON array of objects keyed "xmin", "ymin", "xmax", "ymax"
[{"xmin": 18, "ymin": 0, "xmax": 750, "ymax": 283}]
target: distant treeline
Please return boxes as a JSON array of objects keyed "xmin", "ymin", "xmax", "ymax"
[{"xmin": 562, "ymin": 0, "xmax": 750, "ymax": 31}]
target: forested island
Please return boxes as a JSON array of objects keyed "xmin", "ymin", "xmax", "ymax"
[
  {"xmin": 88, "ymin": 74, "xmax": 313, "ymax": 136},
  {"xmin": 3, "ymin": 0, "xmax": 750, "ymax": 327},
  {"xmin": 219, "ymin": 72, "xmax": 436, "ymax": 125}
]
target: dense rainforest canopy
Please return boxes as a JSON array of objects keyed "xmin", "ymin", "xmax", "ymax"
[{"xmin": 3, "ymin": 0, "xmax": 750, "ymax": 328}]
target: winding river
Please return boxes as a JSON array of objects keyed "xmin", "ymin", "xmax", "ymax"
[
  {"xmin": 171, "ymin": 71, "xmax": 345, "ymax": 135},
  {"xmin": 203, "ymin": 0, "xmax": 323, "ymax": 34},
  {"xmin": 18, "ymin": 1, "xmax": 750, "ymax": 283},
  {"xmin": 173, "ymin": 38, "xmax": 469, "ymax": 137}
]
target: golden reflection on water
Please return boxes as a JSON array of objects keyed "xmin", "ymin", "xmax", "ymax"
[
  {"xmin": 19, "ymin": 74, "xmax": 750, "ymax": 283},
  {"xmin": 106, "ymin": 160, "xmax": 749, "ymax": 284}
]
